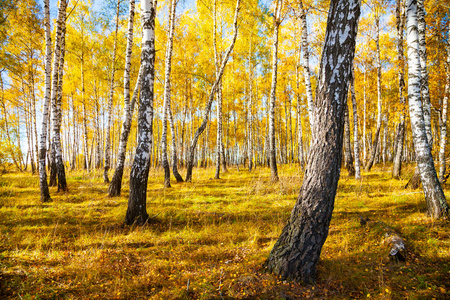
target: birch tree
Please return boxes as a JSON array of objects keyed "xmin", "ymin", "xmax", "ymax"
[
  {"xmin": 161, "ymin": 0, "xmax": 177, "ymax": 187},
  {"xmin": 392, "ymin": 0, "xmax": 406, "ymax": 179},
  {"xmin": 365, "ymin": 4, "xmax": 383, "ymax": 172},
  {"xmin": 268, "ymin": 0, "xmax": 283, "ymax": 183},
  {"xmin": 350, "ymin": 66, "xmax": 361, "ymax": 180},
  {"xmin": 52, "ymin": 0, "xmax": 68, "ymax": 192},
  {"xmin": 38, "ymin": 0, "xmax": 52, "ymax": 202},
  {"xmin": 438, "ymin": 31, "xmax": 450, "ymax": 182},
  {"xmin": 109, "ymin": 0, "xmax": 137, "ymax": 197},
  {"xmin": 104, "ymin": 0, "xmax": 121, "ymax": 183},
  {"xmin": 298, "ymin": 0, "xmax": 314, "ymax": 130},
  {"xmin": 125, "ymin": 0, "xmax": 157, "ymax": 225},
  {"xmin": 264, "ymin": 0, "xmax": 361, "ymax": 282},
  {"xmin": 405, "ymin": 0, "xmax": 448, "ymax": 219},
  {"xmin": 184, "ymin": 0, "xmax": 240, "ymax": 182}
]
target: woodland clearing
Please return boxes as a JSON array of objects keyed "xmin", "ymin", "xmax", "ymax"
[{"xmin": 0, "ymin": 164, "xmax": 449, "ymax": 299}]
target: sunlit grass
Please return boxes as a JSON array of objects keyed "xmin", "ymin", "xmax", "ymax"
[{"xmin": 1, "ymin": 163, "xmax": 449, "ymax": 299}]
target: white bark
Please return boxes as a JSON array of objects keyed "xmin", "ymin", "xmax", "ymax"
[
  {"xmin": 406, "ymin": 0, "xmax": 448, "ymax": 218},
  {"xmin": 39, "ymin": 0, "xmax": 52, "ymax": 202},
  {"xmin": 438, "ymin": 32, "xmax": 450, "ymax": 182}
]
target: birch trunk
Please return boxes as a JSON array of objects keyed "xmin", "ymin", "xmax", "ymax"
[
  {"xmin": 393, "ymin": 0, "xmax": 406, "ymax": 179},
  {"xmin": 344, "ymin": 99, "xmax": 355, "ymax": 177},
  {"xmin": 185, "ymin": 0, "xmax": 240, "ymax": 182},
  {"xmin": 406, "ymin": 0, "xmax": 448, "ymax": 219},
  {"xmin": 295, "ymin": 48, "xmax": 305, "ymax": 169},
  {"xmin": 247, "ymin": 45, "xmax": 253, "ymax": 172},
  {"xmin": 161, "ymin": 0, "xmax": 177, "ymax": 187},
  {"xmin": 39, "ymin": 0, "xmax": 52, "ymax": 202},
  {"xmin": 264, "ymin": 0, "xmax": 360, "ymax": 282},
  {"xmin": 268, "ymin": 0, "xmax": 282, "ymax": 182},
  {"xmin": 125, "ymin": 0, "xmax": 157, "ymax": 226},
  {"xmin": 439, "ymin": 32, "xmax": 450, "ymax": 182},
  {"xmin": 108, "ymin": 0, "xmax": 137, "ymax": 197},
  {"xmin": 298, "ymin": 0, "xmax": 314, "ymax": 130},
  {"xmin": 54, "ymin": 1, "xmax": 68, "ymax": 192},
  {"xmin": 366, "ymin": 15, "xmax": 383, "ymax": 172},
  {"xmin": 350, "ymin": 66, "xmax": 361, "ymax": 180},
  {"xmin": 104, "ymin": 0, "xmax": 121, "ymax": 183}
]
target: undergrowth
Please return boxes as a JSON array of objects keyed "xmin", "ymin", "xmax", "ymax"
[{"xmin": 0, "ymin": 164, "xmax": 449, "ymax": 299}]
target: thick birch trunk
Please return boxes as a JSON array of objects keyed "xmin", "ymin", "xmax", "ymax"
[
  {"xmin": 104, "ymin": 0, "xmax": 121, "ymax": 183},
  {"xmin": 108, "ymin": 0, "xmax": 137, "ymax": 197},
  {"xmin": 265, "ymin": 0, "xmax": 360, "ymax": 282},
  {"xmin": 406, "ymin": 0, "xmax": 448, "ymax": 219},
  {"xmin": 185, "ymin": 0, "xmax": 240, "ymax": 182},
  {"xmin": 268, "ymin": 0, "xmax": 282, "ymax": 182},
  {"xmin": 125, "ymin": 0, "xmax": 157, "ymax": 226},
  {"xmin": 39, "ymin": 0, "xmax": 52, "ymax": 202}
]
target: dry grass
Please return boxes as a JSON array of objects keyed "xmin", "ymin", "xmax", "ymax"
[{"xmin": 0, "ymin": 164, "xmax": 449, "ymax": 299}]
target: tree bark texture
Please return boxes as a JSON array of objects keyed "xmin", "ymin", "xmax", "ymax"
[
  {"xmin": 125, "ymin": 0, "xmax": 157, "ymax": 226},
  {"xmin": 108, "ymin": 0, "xmax": 137, "ymax": 197},
  {"xmin": 406, "ymin": 0, "xmax": 448, "ymax": 219},
  {"xmin": 264, "ymin": 0, "xmax": 360, "ymax": 283}
]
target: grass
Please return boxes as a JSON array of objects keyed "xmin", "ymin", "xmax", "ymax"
[{"xmin": 0, "ymin": 163, "xmax": 449, "ymax": 299}]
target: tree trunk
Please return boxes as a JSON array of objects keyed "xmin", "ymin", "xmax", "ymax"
[
  {"xmin": 393, "ymin": 0, "xmax": 406, "ymax": 179},
  {"xmin": 366, "ymin": 15, "xmax": 383, "ymax": 172},
  {"xmin": 247, "ymin": 43, "xmax": 254, "ymax": 172},
  {"xmin": 268, "ymin": 0, "xmax": 282, "ymax": 182},
  {"xmin": 344, "ymin": 101, "xmax": 355, "ymax": 177},
  {"xmin": 125, "ymin": 0, "xmax": 157, "ymax": 226},
  {"xmin": 108, "ymin": 0, "xmax": 137, "ymax": 197},
  {"xmin": 439, "ymin": 31, "xmax": 450, "ymax": 182},
  {"xmin": 299, "ymin": 0, "xmax": 314, "ymax": 131},
  {"xmin": 405, "ymin": 0, "xmax": 448, "ymax": 219},
  {"xmin": 185, "ymin": 0, "xmax": 241, "ymax": 182},
  {"xmin": 295, "ymin": 47, "xmax": 305, "ymax": 170},
  {"xmin": 104, "ymin": 0, "xmax": 121, "ymax": 184},
  {"xmin": 161, "ymin": 0, "xmax": 177, "ymax": 187},
  {"xmin": 39, "ymin": 0, "xmax": 52, "ymax": 202},
  {"xmin": 51, "ymin": 0, "xmax": 68, "ymax": 192},
  {"xmin": 350, "ymin": 66, "xmax": 361, "ymax": 180},
  {"xmin": 264, "ymin": 0, "xmax": 360, "ymax": 282}
]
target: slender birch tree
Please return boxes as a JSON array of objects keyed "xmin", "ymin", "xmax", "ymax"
[
  {"xmin": 109, "ymin": 0, "xmax": 137, "ymax": 197},
  {"xmin": 184, "ymin": 0, "xmax": 241, "ymax": 182},
  {"xmin": 39, "ymin": 0, "xmax": 52, "ymax": 202},
  {"xmin": 298, "ymin": 0, "xmax": 314, "ymax": 130},
  {"xmin": 366, "ymin": 6, "xmax": 383, "ymax": 172},
  {"xmin": 438, "ymin": 32, "xmax": 450, "ymax": 182},
  {"xmin": 350, "ymin": 66, "xmax": 361, "ymax": 180},
  {"xmin": 405, "ymin": 0, "xmax": 448, "ymax": 219},
  {"xmin": 393, "ymin": 0, "xmax": 406, "ymax": 179},
  {"xmin": 104, "ymin": 0, "xmax": 121, "ymax": 183},
  {"xmin": 161, "ymin": 0, "xmax": 177, "ymax": 187},
  {"xmin": 268, "ymin": 0, "xmax": 283, "ymax": 182},
  {"xmin": 52, "ymin": 0, "xmax": 68, "ymax": 192},
  {"xmin": 265, "ymin": 0, "xmax": 361, "ymax": 282},
  {"xmin": 344, "ymin": 102, "xmax": 355, "ymax": 176},
  {"xmin": 125, "ymin": 0, "xmax": 157, "ymax": 225}
]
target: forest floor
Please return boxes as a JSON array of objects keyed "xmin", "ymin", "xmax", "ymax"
[{"xmin": 0, "ymin": 164, "xmax": 449, "ymax": 299}]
